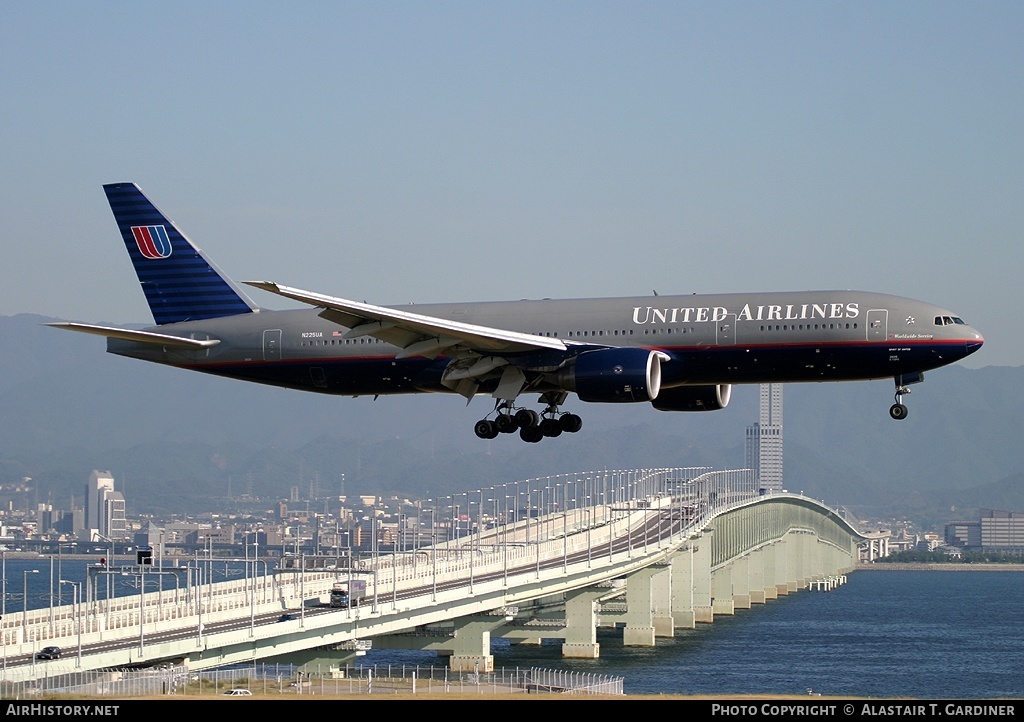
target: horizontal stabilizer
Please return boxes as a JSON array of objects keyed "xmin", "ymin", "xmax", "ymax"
[{"xmin": 46, "ymin": 322, "xmax": 221, "ymax": 349}]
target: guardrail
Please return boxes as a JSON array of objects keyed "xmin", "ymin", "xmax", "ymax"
[{"xmin": 0, "ymin": 662, "xmax": 624, "ymax": 698}]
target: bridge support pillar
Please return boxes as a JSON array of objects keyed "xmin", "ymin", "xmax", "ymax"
[
  {"xmin": 651, "ymin": 563, "xmax": 675, "ymax": 638},
  {"xmin": 669, "ymin": 536, "xmax": 713, "ymax": 625},
  {"xmin": 669, "ymin": 545, "xmax": 697, "ymax": 630},
  {"xmin": 762, "ymin": 543, "xmax": 780, "ymax": 601},
  {"xmin": 561, "ymin": 588, "xmax": 602, "ymax": 659},
  {"xmin": 448, "ymin": 617, "xmax": 497, "ymax": 672},
  {"xmin": 710, "ymin": 565, "xmax": 735, "ymax": 616},
  {"xmin": 622, "ymin": 566, "xmax": 662, "ymax": 646},
  {"xmin": 263, "ymin": 647, "xmax": 363, "ymax": 678},
  {"xmin": 747, "ymin": 548, "xmax": 766, "ymax": 604},
  {"xmin": 771, "ymin": 536, "xmax": 791, "ymax": 595},
  {"xmin": 791, "ymin": 530, "xmax": 811, "ymax": 590},
  {"xmin": 731, "ymin": 554, "xmax": 752, "ymax": 609},
  {"xmin": 692, "ymin": 532, "xmax": 714, "ymax": 623},
  {"xmin": 622, "ymin": 628, "xmax": 655, "ymax": 647},
  {"xmin": 695, "ymin": 605, "xmax": 715, "ymax": 623}
]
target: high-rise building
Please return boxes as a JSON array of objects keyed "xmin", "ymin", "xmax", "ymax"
[
  {"xmin": 946, "ymin": 509, "xmax": 1024, "ymax": 550},
  {"xmin": 980, "ymin": 509, "xmax": 1024, "ymax": 548},
  {"xmin": 745, "ymin": 384, "xmax": 784, "ymax": 493},
  {"xmin": 83, "ymin": 470, "xmax": 127, "ymax": 540}
]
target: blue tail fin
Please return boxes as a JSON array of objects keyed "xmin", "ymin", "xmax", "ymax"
[{"xmin": 103, "ymin": 183, "xmax": 259, "ymax": 325}]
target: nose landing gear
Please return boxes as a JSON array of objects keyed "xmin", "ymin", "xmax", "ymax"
[
  {"xmin": 889, "ymin": 391, "xmax": 909, "ymax": 420},
  {"xmin": 889, "ymin": 372, "xmax": 924, "ymax": 420}
]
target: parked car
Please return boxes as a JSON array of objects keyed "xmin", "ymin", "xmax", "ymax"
[
  {"xmin": 223, "ymin": 688, "xmax": 252, "ymax": 696},
  {"xmin": 36, "ymin": 646, "xmax": 62, "ymax": 660}
]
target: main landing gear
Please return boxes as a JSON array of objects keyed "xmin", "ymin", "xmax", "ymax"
[{"xmin": 474, "ymin": 400, "xmax": 582, "ymax": 443}]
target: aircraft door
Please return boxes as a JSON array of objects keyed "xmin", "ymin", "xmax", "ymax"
[
  {"xmin": 716, "ymin": 314, "xmax": 736, "ymax": 345},
  {"xmin": 263, "ymin": 329, "xmax": 282, "ymax": 361},
  {"xmin": 867, "ymin": 310, "xmax": 888, "ymax": 341}
]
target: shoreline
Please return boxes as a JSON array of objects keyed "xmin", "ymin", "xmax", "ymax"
[{"xmin": 855, "ymin": 562, "xmax": 1024, "ymax": 571}]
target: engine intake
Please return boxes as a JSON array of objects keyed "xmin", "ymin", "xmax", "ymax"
[
  {"xmin": 560, "ymin": 348, "xmax": 664, "ymax": 403},
  {"xmin": 651, "ymin": 384, "xmax": 732, "ymax": 412}
]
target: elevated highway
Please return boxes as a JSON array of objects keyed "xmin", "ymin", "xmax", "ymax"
[{"xmin": 1, "ymin": 468, "xmax": 866, "ymax": 684}]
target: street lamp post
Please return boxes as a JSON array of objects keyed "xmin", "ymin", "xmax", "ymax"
[
  {"xmin": 197, "ymin": 559, "xmax": 204, "ymax": 646},
  {"xmin": 248, "ymin": 539, "xmax": 257, "ymax": 636},
  {"xmin": 1, "ymin": 550, "xmax": 5, "ymax": 677},
  {"xmin": 254, "ymin": 537, "xmax": 261, "ymax": 604},
  {"xmin": 49, "ymin": 555, "xmax": 54, "ymax": 635},
  {"xmin": 392, "ymin": 533, "xmax": 398, "ymax": 609},
  {"xmin": 468, "ymin": 498, "xmax": 476, "ymax": 592},
  {"xmin": 56, "ymin": 543, "xmax": 74, "ymax": 606},
  {"xmin": 503, "ymin": 495, "xmax": 512, "ymax": 587},
  {"xmin": 137, "ymin": 561, "xmax": 146, "ymax": 654},
  {"xmin": 533, "ymin": 486, "xmax": 543, "ymax": 578},
  {"xmin": 428, "ymin": 501, "xmax": 437, "ymax": 602},
  {"xmin": 59, "ymin": 580, "xmax": 82, "ymax": 667},
  {"xmin": 22, "ymin": 569, "xmax": 39, "ymax": 644},
  {"xmin": 562, "ymin": 484, "xmax": 569, "ymax": 574}
]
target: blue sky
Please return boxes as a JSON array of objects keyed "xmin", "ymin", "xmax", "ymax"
[{"xmin": 3, "ymin": 1, "xmax": 1020, "ymax": 368}]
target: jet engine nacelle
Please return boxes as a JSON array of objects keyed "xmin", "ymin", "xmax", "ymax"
[
  {"xmin": 650, "ymin": 384, "xmax": 733, "ymax": 412},
  {"xmin": 560, "ymin": 348, "xmax": 664, "ymax": 403}
]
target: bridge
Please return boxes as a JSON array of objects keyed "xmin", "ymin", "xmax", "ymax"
[{"xmin": 1, "ymin": 467, "xmax": 867, "ymax": 685}]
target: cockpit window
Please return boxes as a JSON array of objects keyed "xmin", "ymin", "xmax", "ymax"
[{"xmin": 934, "ymin": 315, "xmax": 968, "ymax": 326}]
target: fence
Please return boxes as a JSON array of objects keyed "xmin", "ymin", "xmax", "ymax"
[{"xmin": 0, "ymin": 662, "xmax": 623, "ymax": 698}]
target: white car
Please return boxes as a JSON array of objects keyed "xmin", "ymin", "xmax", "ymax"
[{"xmin": 223, "ymin": 688, "xmax": 252, "ymax": 696}]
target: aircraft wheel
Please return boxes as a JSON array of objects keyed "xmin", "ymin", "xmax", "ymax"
[
  {"xmin": 474, "ymin": 419, "xmax": 498, "ymax": 439},
  {"xmin": 520, "ymin": 425, "xmax": 543, "ymax": 443},
  {"xmin": 540, "ymin": 418, "xmax": 562, "ymax": 437},
  {"xmin": 495, "ymin": 414, "xmax": 518, "ymax": 433},
  {"xmin": 514, "ymin": 409, "xmax": 539, "ymax": 428},
  {"xmin": 560, "ymin": 413, "xmax": 583, "ymax": 433},
  {"xmin": 889, "ymin": 403, "xmax": 908, "ymax": 420}
]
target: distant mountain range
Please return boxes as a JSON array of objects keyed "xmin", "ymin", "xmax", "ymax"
[{"xmin": 2, "ymin": 313, "xmax": 1021, "ymax": 529}]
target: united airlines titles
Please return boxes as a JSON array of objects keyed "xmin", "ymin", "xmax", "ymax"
[{"xmin": 631, "ymin": 302, "xmax": 861, "ymax": 325}]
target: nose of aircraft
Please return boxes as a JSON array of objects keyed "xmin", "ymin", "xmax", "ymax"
[{"xmin": 964, "ymin": 326, "xmax": 984, "ymax": 356}]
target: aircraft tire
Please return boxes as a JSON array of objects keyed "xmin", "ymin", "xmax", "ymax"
[
  {"xmin": 514, "ymin": 409, "xmax": 539, "ymax": 428},
  {"xmin": 560, "ymin": 413, "xmax": 583, "ymax": 433},
  {"xmin": 520, "ymin": 425, "xmax": 543, "ymax": 443},
  {"xmin": 540, "ymin": 418, "xmax": 562, "ymax": 437},
  {"xmin": 495, "ymin": 414, "xmax": 518, "ymax": 433},
  {"xmin": 889, "ymin": 403, "xmax": 908, "ymax": 420},
  {"xmin": 474, "ymin": 419, "xmax": 499, "ymax": 439}
]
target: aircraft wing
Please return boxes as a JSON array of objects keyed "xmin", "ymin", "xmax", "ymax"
[
  {"xmin": 46, "ymin": 322, "xmax": 221, "ymax": 349},
  {"xmin": 243, "ymin": 281, "xmax": 569, "ymax": 358}
]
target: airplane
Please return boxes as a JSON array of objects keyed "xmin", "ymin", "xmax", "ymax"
[{"xmin": 49, "ymin": 183, "xmax": 985, "ymax": 443}]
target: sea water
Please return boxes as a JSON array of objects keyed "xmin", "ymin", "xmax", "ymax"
[{"xmin": 365, "ymin": 570, "xmax": 1024, "ymax": 699}]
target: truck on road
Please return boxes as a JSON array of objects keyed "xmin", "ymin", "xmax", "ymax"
[{"xmin": 329, "ymin": 580, "xmax": 365, "ymax": 608}]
